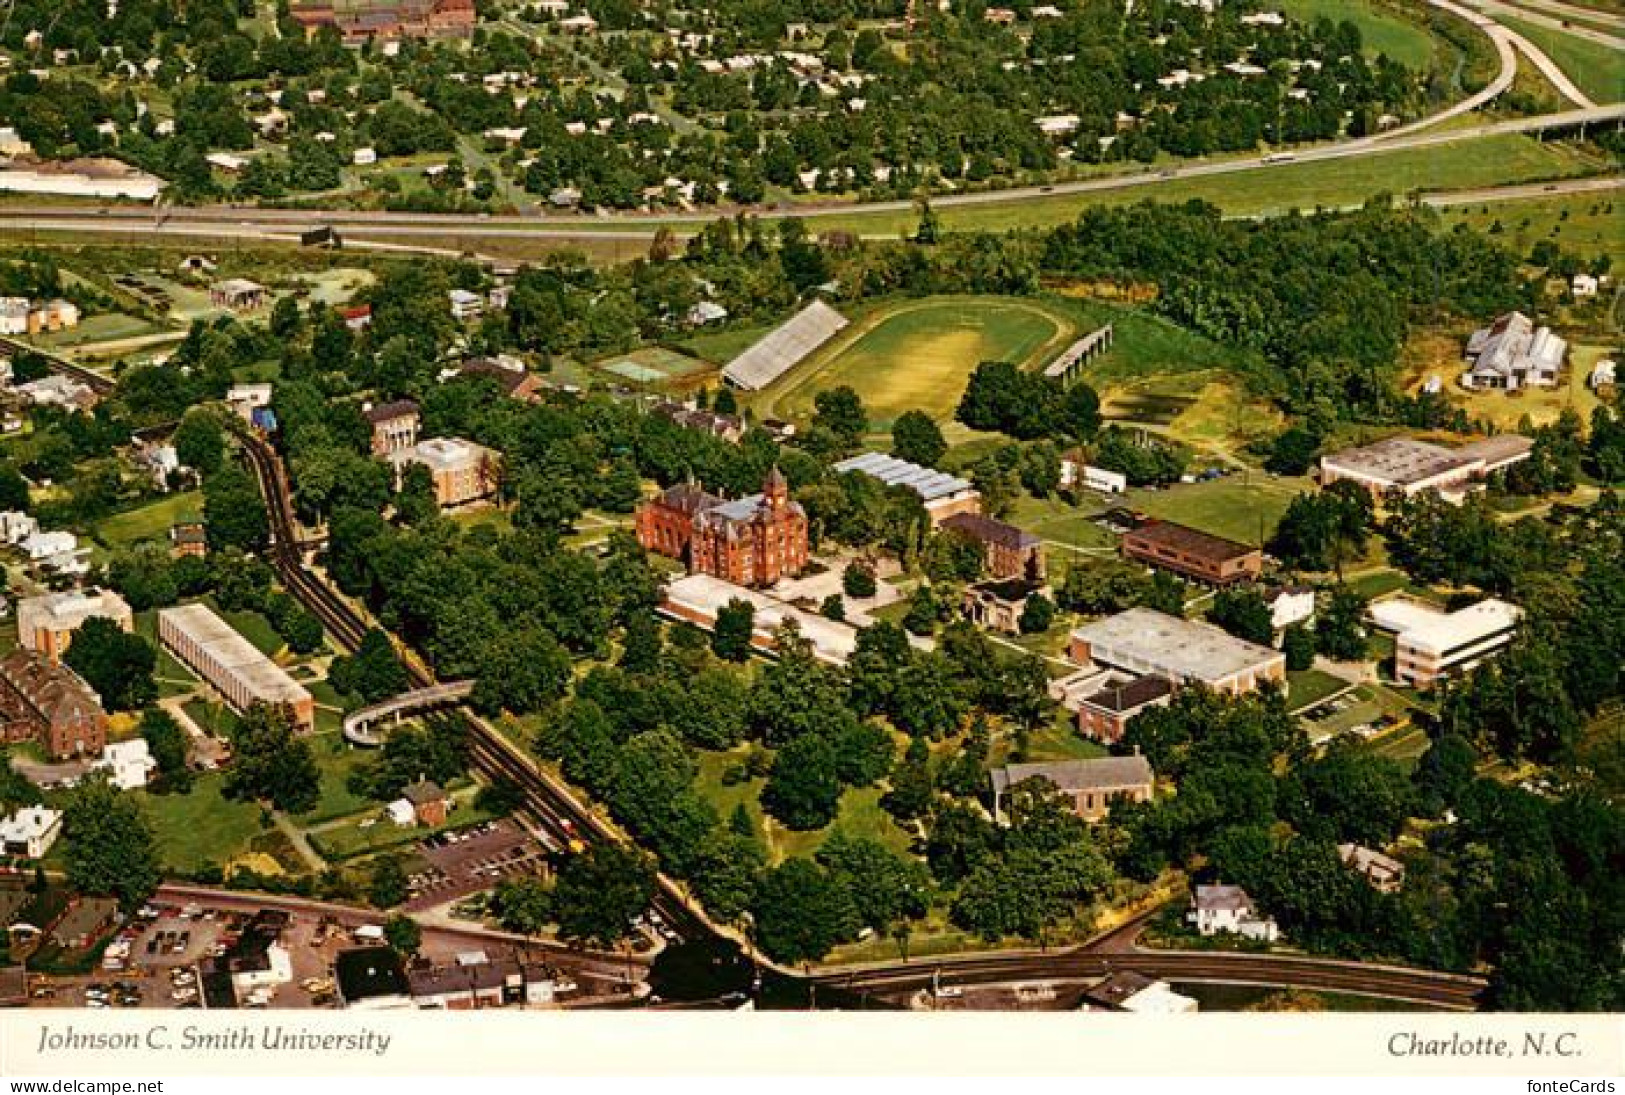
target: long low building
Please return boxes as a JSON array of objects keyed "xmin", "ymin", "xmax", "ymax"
[
  {"xmin": 660, "ymin": 573, "xmax": 863, "ymax": 665},
  {"xmin": 1318, "ymin": 434, "xmax": 1532, "ymax": 500},
  {"xmin": 1367, "ymin": 594, "xmax": 1521, "ymax": 688},
  {"xmin": 989, "ymin": 756, "xmax": 1154, "ymax": 823},
  {"xmin": 158, "ymin": 603, "xmax": 314, "ymax": 730},
  {"xmin": 1120, "ymin": 520, "xmax": 1262, "ymax": 586},
  {"xmin": 833, "ymin": 452, "xmax": 982, "ymax": 525},
  {"xmin": 1069, "ymin": 607, "xmax": 1286, "ymax": 696}
]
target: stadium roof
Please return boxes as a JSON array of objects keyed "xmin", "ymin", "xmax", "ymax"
[
  {"xmin": 721, "ymin": 299, "xmax": 848, "ymax": 390},
  {"xmin": 833, "ymin": 452, "xmax": 974, "ymax": 503}
]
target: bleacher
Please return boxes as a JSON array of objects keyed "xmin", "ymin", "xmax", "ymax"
[{"xmin": 721, "ymin": 299, "xmax": 849, "ymax": 390}]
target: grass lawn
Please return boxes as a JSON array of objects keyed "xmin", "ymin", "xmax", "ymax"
[
  {"xmin": 1017, "ymin": 715, "xmax": 1111, "ymax": 765},
  {"xmin": 1008, "ymin": 494, "xmax": 1118, "ymax": 552},
  {"xmin": 308, "ymin": 788, "xmax": 493, "ymax": 862},
  {"xmin": 1125, "ymin": 476, "xmax": 1304, "ymax": 546},
  {"xmin": 755, "ymin": 296, "xmax": 1076, "ymax": 431},
  {"xmin": 1287, "ymin": 668, "xmax": 1354, "ymax": 712},
  {"xmin": 1364, "ymin": 723, "xmax": 1433, "ymax": 766},
  {"xmin": 681, "ymin": 322, "xmax": 777, "ymax": 365},
  {"xmin": 1398, "ymin": 331, "xmax": 1608, "ymax": 432},
  {"xmin": 297, "ymin": 732, "xmax": 379, "ymax": 825},
  {"xmin": 1499, "ymin": 17, "xmax": 1625, "ymax": 104},
  {"xmin": 31, "ymin": 313, "xmax": 161, "ymax": 350},
  {"xmin": 138, "ymin": 772, "xmax": 268, "ymax": 873},
  {"xmin": 182, "ymin": 697, "xmax": 240, "ymax": 739},
  {"xmin": 94, "ymin": 491, "xmax": 202, "ymax": 549},
  {"xmin": 1274, "ymin": 0, "xmax": 1439, "ymax": 69}
]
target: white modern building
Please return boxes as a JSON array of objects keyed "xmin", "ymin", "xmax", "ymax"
[
  {"xmin": 0, "ymin": 806, "xmax": 63, "ymax": 858},
  {"xmin": 1368, "ymin": 595, "xmax": 1522, "ymax": 689}
]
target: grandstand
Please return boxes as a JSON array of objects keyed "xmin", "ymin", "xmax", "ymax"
[
  {"xmin": 1043, "ymin": 324, "xmax": 1114, "ymax": 384},
  {"xmin": 722, "ymin": 299, "xmax": 849, "ymax": 391}
]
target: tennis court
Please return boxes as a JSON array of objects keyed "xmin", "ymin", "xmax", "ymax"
[{"xmin": 594, "ymin": 346, "xmax": 715, "ymax": 386}]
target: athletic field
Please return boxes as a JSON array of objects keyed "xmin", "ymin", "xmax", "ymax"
[
  {"xmin": 593, "ymin": 346, "xmax": 714, "ymax": 387},
  {"xmin": 757, "ymin": 296, "xmax": 1077, "ymax": 430}
]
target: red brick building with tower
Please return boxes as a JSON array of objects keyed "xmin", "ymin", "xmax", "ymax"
[{"xmin": 636, "ymin": 467, "xmax": 808, "ymax": 589}]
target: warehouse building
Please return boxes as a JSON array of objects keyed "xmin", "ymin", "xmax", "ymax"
[
  {"xmin": 1318, "ymin": 434, "xmax": 1531, "ymax": 500},
  {"xmin": 833, "ymin": 452, "xmax": 982, "ymax": 525},
  {"xmin": 1069, "ymin": 607, "xmax": 1286, "ymax": 696},
  {"xmin": 158, "ymin": 604, "xmax": 314, "ymax": 731}
]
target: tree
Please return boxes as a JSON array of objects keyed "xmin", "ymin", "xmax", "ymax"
[
  {"xmin": 813, "ymin": 386, "xmax": 867, "ymax": 448},
  {"xmin": 712, "ymin": 598, "xmax": 755, "ymax": 662},
  {"xmin": 1018, "ymin": 593, "xmax": 1056, "ymax": 635},
  {"xmin": 1314, "ymin": 585, "xmax": 1368, "ymax": 662},
  {"xmin": 328, "ymin": 628, "xmax": 409, "ymax": 704},
  {"xmin": 62, "ymin": 778, "xmax": 161, "ymax": 911},
  {"xmin": 1282, "ymin": 624, "xmax": 1316, "ymax": 672},
  {"xmin": 1414, "ymin": 733, "xmax": 1477, "ymax": 817},
  {"xmin": 384, "ymin": 914, "xmax": 422, "ymax": 956},
  {"xmin": 0, "ymin": 463, "xmax": 29, "ymax": 512},
  {"xmin": 492, "ymin": 875, "xmax": 554, "ymax": 935},
  {"xmin": 750, "ymin": 858, "xmax": 858, "ymax": 964},
  {"xmin": 1208, "ymin": 589, "xmax": 1275, "ymax": 646},
  {"xmin": 140, "ymin": 709, "xmax": 191, "ymax": 793},
  {"xmin": 891, "ymin": 409, "xmax": 946, "ymax": 467},
  {"xmin": 63, "ymin": 617, "xmax": 156, "ymax": 711},
  {"xmin": 203, "ymin": 460, "xmax": 268, "ymax": 553},
  {"xmin": 551, "ymin": 844, "xmax": 658, "ymax": 948},
  {"xmin": 817, "ymin": 832, "xmax": 930, "ymax": 930},
  {"xmin": 1266, "ymin": 427, "xmax": 1320, "ymax": 476},
  {"xmin": 368, "ymin": 855, "xmax": 409, "ymax": 908},
  {"xmin": 173, "ymin": 409, "xmax": 226, "ymax": 476},
  {"xmin": 762, "ymin": 733, "xmax": 843, "ymax": 830},
  {"xmin": 223, "ymin": 703, "xmax": 320, "ymax": 814},
  {"xmin": 841, "ymin": 560, "xmax": 876, "ymax": 598}
]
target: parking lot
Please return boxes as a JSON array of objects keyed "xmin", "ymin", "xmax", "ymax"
[{"xmin": 402, "ymin": 819, "xmax": 550, "ymax": 913}]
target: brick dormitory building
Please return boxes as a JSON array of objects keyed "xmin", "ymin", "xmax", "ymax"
[
  {"xmin": 636, "ymin": 467, "xmax": 808, "ymax": 589},
  {"xmin": 0, "ymin": 649, "xmax": 107, "ymax": 760}
]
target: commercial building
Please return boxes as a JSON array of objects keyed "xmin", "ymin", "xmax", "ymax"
[
  {"xmin": 1060, "ymin": 452, "xmax": 1127, "ymax": 495},
  {"xmin": 227, "ymin": 383, "xmax": 274, "ymax": 423},
  {"xmin": 290, "ymin": 0, "xmax": 476, "ymax": 42},
  {"xmin": 1068, "ymin": 607, "xmax": 1286, "ymax": 696},
  {"xmin": 989, "ymin": 756, "xmax": 1154, "ymax": 823},
  {"xmin": 0, "ymin": 158, "xmax": 164, "ymax": 201},
  {"xmin": 940, "ymin": 512, "xmax": 1045, "ymax": 582},
  {"xmin": 833, "ymin": 452, "xmax": 982, "ymax": 525},
  {"xmin": 408, "ymin": 955, "xmax": 557, "ymax": 1009},
  {"xmin": 1120, "ymin": 520, "xmax": 1261, "ymax": 586},
  {"xmin": 637, "ymin": 468, "xmax": 808, "ymax": 589},
  {"xmin": 0, "ymin": 806, "xmax": 62, "ymax": 859},
  {"xmin": 334, "ymin": 947, "xmax": 414, "ymax": 1010},
  {"xmin": 1189, "ymin": 884, "xmax": 1279, "ymax": 942},
  {"xmin": 1462, "ymin": 311, "xmax": 1565, "ymax": 391},
  {"xmin": 1318, "ymin": 434, "xmax": 1532, "ymax": 500},
  {"xmin": 1367, "ymin": 594, "xmax": 1521, "ymax": 688},
  {"xmin": 0, "ymin": 649, "xmax": 107, "ymax": 759},
  {"xmin": 364, "ymin": 399, "xmax": 421, "ymax": 456},
  {"xmin": 15, "ymin": 588, "xmax": 133, "ymax": 661},
  {"xmin": 221, "ymin": 910, "xmax": 294, "ymax": 993},
  {"xmin": 387, "ymin": 437, "xmax": 500, "ymax": 508},
  {"xmin": 158, "ymin": 603, "xmax": 315, "ymax": 731}
]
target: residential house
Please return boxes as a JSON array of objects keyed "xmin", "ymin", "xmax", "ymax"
[
  {"xmin": 96, "ymin": 739, "xmax": 157, "ymax": 790},
  {"xmin": 170, "ymin": 522, "xmax": 207, "ymax": 559},
  {"xmin": 650, "ymin": 400, "xmax": 743, "ymax": 444},
  {"xmin": 448, "ymin": 288, "xmax": 484, "ymax": 322},
  {"xmin": 1189, "ymin": 884, "xmax": 1279, "ymax": 942},
  {"xmin": 364, "ymin": 400, "xmax": 421, "ymax": 457},
  {"xmin": 1339, "ymin": 843, "xmax": 1405, "ymax": 893},
  {"xmin": 0, "ymin": 806, "xmax": 62, "ymax": 858},
  {"xmin": 402, "ymin": 780, "xmax": 451, "ymax": 827}
]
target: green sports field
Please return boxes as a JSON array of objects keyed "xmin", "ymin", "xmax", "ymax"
[{"xmin": 755, "ymin": 296, "xmax": 1077, "ymax": 431}]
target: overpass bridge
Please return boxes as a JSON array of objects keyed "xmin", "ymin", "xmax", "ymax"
[{"xmin": 342, "ymin": 680, "xmax": 477, "ymax": 746}]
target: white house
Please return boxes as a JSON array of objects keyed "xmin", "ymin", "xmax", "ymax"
[
  {"xmin": 0, "ymin": 297, "xmax": 29, "ymax": 335},
  {"xmin": 1590, "ymin": 359, "xmax": 1616, "ymax": 389},
  {"xmin": 1189, "ymin": 884, "xmax": 1279, "ymax": 942},
  {"xmin": 226, "ymin": 383, "xmax": 273, "ymax": 422},
  {"xmin": 1571, "ymin": 273, "xmax": 1598, "ymax": 298},
  {"xmin": 385, "ymin": 798, "xmax": 416, "ymax": 827},
  {"xmin": 96, "ymin": 739, "xmax": 158, "ymax": 790},
  {"xmin": 448, "ymin": 289, "xmax": 484, "ymax": 322},
  {"xmin": 22, "ymin": 529, "xmax": 76, "ymax": 561},
  {"xmin": 0, "ymin": 806, "xmax": 63, "ymax": 859},
  {"xmin": 0, "ymin": 511, "xmax": 39, "ymax": 545},
  {"xmin": 352, "ymin": 148, "xmax": 377, "ymax": 166}
]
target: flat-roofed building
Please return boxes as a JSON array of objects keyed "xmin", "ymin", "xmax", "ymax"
[
  {"xmin": 387, "ymin": 437, "xmax": 499, "ymax": 508},
  {"xmin": 1120, "ymin": 520, "xmax": 1261, "ymax": 586},
  {"xmin": 989, "ymin": 755, "xmax": 1154, "ymax": 823},
  {"xmin": 15, "ymin": 588, "xmax": 132, "ymax": 661},
  {"xmin": 158, "ymin": 603, "xmax": 314, "ymax": 731},
  {"xmin": 1080, "ymin": 971, "xmax": 1198, "ymax": 1014},
  {"xmin": 1367, "ymin": 594, "xmax": 1521, "ymax": 688},
  {"xmin": 834, "ymin": 452, "xmax": 981, "ymax": 525},
  {"xmin": 1069, "ymin": 607, "xmax": 1286, "ymax": 696},
  {"xmin": 1319, "ymin": 434, "xmax": 1531, "ymax": 500}
]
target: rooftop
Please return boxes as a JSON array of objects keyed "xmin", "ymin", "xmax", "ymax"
[
  {"xmin": 989, "ymin": 755, "xmax": 1154, "ymax": 797},
  {"xmin": 335, "ymin": 946, "xmax": 410, "ymax": 1005},
  {"xmin": 1193, "ymin": 884, "xmax": 1255, "ymax": 912},
  {"xmin": 1071, "ymin": 607, "xmax": 1283, "ymax": 684},
  {"xmin": 1125, "ymin": 520, "xmax": 1257, "ymax": 564},
  {"xmin": 1080, "ymin": 673, "xmax": 1174, "ymax": 713},
  {"xmin": 1367, "ymin": 595, "xmax": 1521, "ymax": 655},
  {"xmin": 1320, "ymin": 436, "xmax": 1476, "ymax": 487},
  {"xmin": 157, "ymin": 603, "xmax": 312, "ymax": 708},
  {"xmin": 364, "ymin": 399, "xmax": 420, "ymax": 424},
  {"xmin": 941, "ymin": 512, "xmax": 1040, "ymax": 551},
  {"xmin": 389, "ymin": 437, "xmax": 495, "ymax": 472},
  {"xmin": 834, "ymin": 452, "xmax": 976, "ymax": 503}
]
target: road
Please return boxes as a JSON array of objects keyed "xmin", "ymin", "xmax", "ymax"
[{"xmin": 1460, "ymin": 0, "xmax": 1625, "ymax": 51}]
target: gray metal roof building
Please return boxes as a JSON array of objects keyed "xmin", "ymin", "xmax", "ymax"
[{"xmin": 833, "ymin": 452, "xmax": 975, "ymax": 502}]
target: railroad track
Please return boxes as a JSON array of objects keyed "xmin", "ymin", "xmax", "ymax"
[
  {"xmin": 0, "ymin": 334, "xmax": 118, "ymax": 395},
  {"xmin": 236, "ymin": 432, "xmax": 717, "ymax": 948}
]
